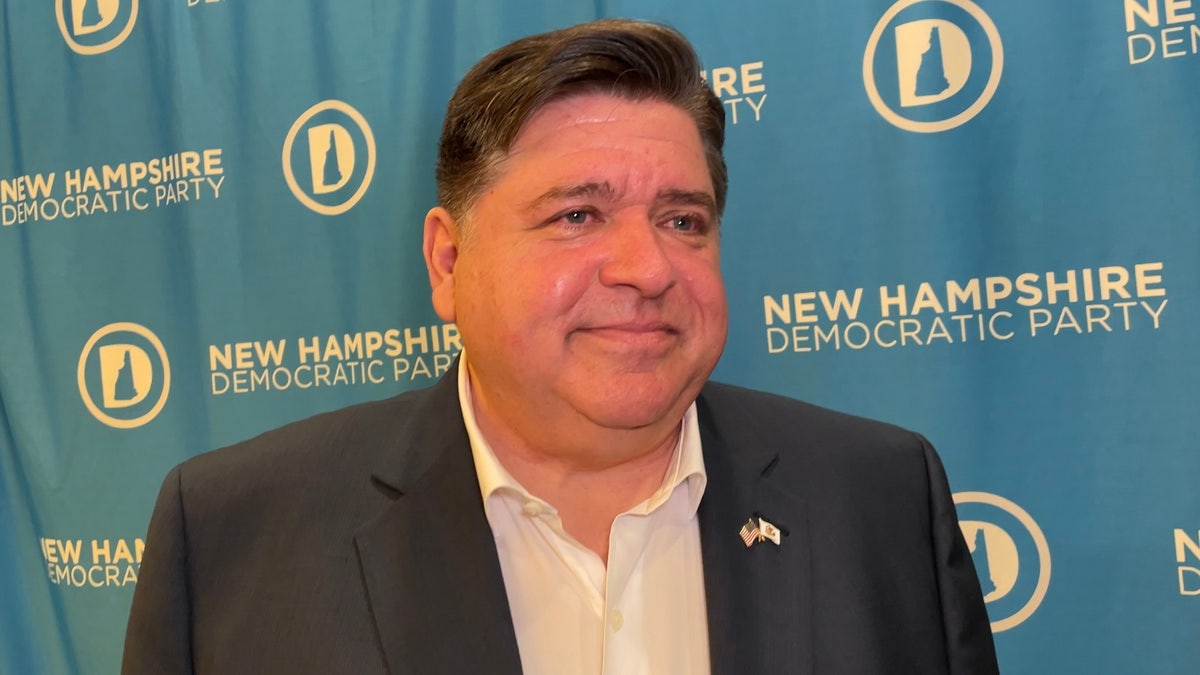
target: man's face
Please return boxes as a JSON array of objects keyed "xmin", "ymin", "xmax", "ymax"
[{"xmin": 425, "ymin": 92, "xmax": 728, "ymax": 451}]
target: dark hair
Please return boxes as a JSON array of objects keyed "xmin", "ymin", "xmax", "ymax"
[{"xmin": 435, "ymin": 18, "xmax": 727, "ymax": 226}]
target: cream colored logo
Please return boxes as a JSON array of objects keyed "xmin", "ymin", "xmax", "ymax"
[
  {"xmin": 863, "ymin": 0, "xmax": 1003, "ymax": 132},
  {"xmin": 56, "ymin": 0, "xmax": 138, "ymax": 55},
  {"xmin": 77, "ymin": 322, "xmax": 170, "ymax": 428},
  {"xmin": 282, "ymin": 101, "xmax": 376, "ymax": 215},
  {"xmin": 1175, "ymin": 529, "xmax": 1200, "ymax": 595},
  {"xmin": 955, "ymin": 491, "xmax": 1051, "ymax": 632}
]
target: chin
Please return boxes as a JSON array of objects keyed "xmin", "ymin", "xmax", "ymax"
[{"xmin": 576, "ymin": 387, "xmax": 692, "ymax": 431}]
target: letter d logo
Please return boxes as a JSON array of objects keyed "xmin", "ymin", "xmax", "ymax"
[
  {"xmin": 57, "ymin": 0, "xmax": 138, "ymax": 55},
  {"xmin": 283, "ymin": 100, "xmax": 376, "ymax": 215},
  {"xmin": 78, "ymin": 322, "xmax": 170, "ymax": 428}
]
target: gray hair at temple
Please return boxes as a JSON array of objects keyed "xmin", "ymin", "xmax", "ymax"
[{"xmin": 435, "ymin": 18, "xmax": 727, "ymax": 230}]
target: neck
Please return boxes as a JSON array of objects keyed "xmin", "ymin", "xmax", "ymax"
[{"xmin": 470, "ymin": 391, "xmax": 682, "ymax": 563}]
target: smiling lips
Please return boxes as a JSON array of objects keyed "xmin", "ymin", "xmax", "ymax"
[{"xmin": 575, "ymin": 322, "xmax": 680, "ymax": 350}]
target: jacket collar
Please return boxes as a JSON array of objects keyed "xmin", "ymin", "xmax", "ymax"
[{"xmin": 354, "ymin": 362, "xmax": 524, "ymax": 675}]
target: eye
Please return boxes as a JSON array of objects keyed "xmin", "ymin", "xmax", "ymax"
[
  {"xmin": 665, "ymin": 214, "xmax": 705, "ymax": 234},
  {"xmin": 563, "ymin": 210, "xmax": 589, "ymax": 225},
  {"xmin": 550, "ymin": 208, "xmax": 600, "ymax": 230},
  {"xmin": 670, "ymin": 216, "xmax": 694, "ymax": 231}
]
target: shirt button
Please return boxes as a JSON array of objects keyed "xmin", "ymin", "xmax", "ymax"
[
  {"xmin": 608, "ymin": 609, "xmax": 624, "ymax": 631},
  {"xmin": 522, "ymin": 501, "xmax": 541, "ymax": 517}
]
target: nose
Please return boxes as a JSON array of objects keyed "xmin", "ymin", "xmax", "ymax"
[{"xmin": 596, "ymin": 212, "xmax": 677, "ymax": 298}]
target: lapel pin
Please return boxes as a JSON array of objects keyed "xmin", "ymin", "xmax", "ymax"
[
  {"xmin": 741, "ymin": 513, "xmax": 787, "ymax": 547},
  {"xmin": 739, "ymin": 518, "xmax": 761, "ymax": 547},
  {"xmin": 757, "ymin": 516, "xmax": 782, "ymax": 546}
]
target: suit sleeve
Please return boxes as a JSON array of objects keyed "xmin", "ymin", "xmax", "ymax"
[
  {"xmin": 920, "ymin": 436, "xmax": 1001, "ymax": 675},
  {"xmin": 122, "ymin": 465, "xmax": 195, "ymax": 675}
]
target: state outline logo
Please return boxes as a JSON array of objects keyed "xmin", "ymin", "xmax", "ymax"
[
  {"xmin": 863, "ymin": 0, "xmax": 1004, "ymax": 133},
  {"xmin": 282, "ymin": 100, "xmax": 377, "ymax": 216},
  {"xmin": 77, "ymin": 321, "xmax": 170, "ymax": 429},
  {"xmin": 56, "ymin": 0, "xmax": 139, "ymax": 55},
  {"xmin": 955, "ymin": 490, "xmax": 1051, "ymax": 632}
]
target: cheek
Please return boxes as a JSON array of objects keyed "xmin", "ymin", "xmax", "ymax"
[
  {"xmin": 532, "ymin": 247, "xmax": 597, "ymax": 304},
  {"xmin": 483, "ymin": 253, "xmax": 594, "ymax": 329},
  {"xmin": 679, "ymin": 257, "xmax": 728, "ymax": 312},
  {"xmin": 550, "ymin": 271, "xmax": 586, "ymax": 304}
]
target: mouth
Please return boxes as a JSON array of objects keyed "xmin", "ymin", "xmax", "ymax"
[{"xmin": 575, "ymin": 322, "xmax": 679, "ymax": 348}]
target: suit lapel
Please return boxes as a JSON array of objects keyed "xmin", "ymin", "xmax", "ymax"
[
  {"xmin": 698, "ymin": 395, "xmax": 814, "ymax": 675},
  {"xmin": 353, "ymin": 368, "xmax": 523, "ymax": 675},
  {"xmin": 351, "ymin": 371, "xmax": 814, "ymax": 674}
]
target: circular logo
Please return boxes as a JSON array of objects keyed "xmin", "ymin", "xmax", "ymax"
[
  {"xmin": 955, "ymin": 491, "xmax": 1051, "ymax": 632},
  {"xmin": 77, "ymin": 322, "xmax": 170, "ymax": 428},
  {"xmin": 56, "ymin": 0, "xmax": 139, "ymax": 55},
  {"xmin": 282, "ymin": 100, "xmax": 377, "ymax": 215},
  {"xmin": 863, "ymin": 0, "xmax": 1003, "ymax": 132}
]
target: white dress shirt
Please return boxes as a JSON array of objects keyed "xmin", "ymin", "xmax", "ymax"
[{"xmin": 458, "ymin": 358, "xmax": 711, "ymax": 675}]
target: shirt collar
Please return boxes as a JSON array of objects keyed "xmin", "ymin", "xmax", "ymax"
[{"xmin": 457, "ymin": 351, "xmax": 707, "ymax": 518}]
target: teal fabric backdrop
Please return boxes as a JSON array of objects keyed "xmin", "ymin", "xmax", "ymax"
[{"xmin": 2, "ymin": 0, "xmax": 1197, "ymax": 672}]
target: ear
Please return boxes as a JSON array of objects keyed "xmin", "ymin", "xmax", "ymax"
[{"xmin": 423, "ymin": 206, "xmax": 460, "ymax": 323}]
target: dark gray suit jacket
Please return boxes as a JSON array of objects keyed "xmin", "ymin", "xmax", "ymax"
[{"xmin": 122, "ymin": 367, "xmax": 999, "ymax": 674}]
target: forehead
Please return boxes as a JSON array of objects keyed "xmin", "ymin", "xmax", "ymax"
[{"xmin": 492, "ymin": 93, "xmax": 712, "ymax": 195}]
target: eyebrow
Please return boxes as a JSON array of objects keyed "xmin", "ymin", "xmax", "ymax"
[
  {"xmin": 523, "ymin": 181, "xmax": 717, "ymax": 218},
  {"xmin": 655, "ymin": 188, "xmax": 717, "ymax": 219},
  {"xmin": 523, "ymin": 182, "xmax": 620, "ymax": 212}
]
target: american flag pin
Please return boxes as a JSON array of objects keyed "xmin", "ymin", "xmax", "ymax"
[{"xmin": 739, "ymin": 517, "xmax": 760, "ymax": 548}]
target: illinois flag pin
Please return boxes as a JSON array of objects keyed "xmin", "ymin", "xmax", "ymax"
[{"xmin": 758, "ymin": 517, "xmax": 782, "ymax": 546}]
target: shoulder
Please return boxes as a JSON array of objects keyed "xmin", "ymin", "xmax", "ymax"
[
  {"xmin": 183, "ymin": 387, "xmax": 432, "ymax": 482},
  {"xmin": 165, "ymin": 383, "xmax": 458, "ymax": 527},
  {"xmin": 697, "ymin": 380, "xmax": 925, "ymax": 452},
  {"xmin": 696, "ymin": 381, "xmax": 937, "ymax": 496}
]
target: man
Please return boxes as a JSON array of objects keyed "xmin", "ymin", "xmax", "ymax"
[{"xmin": 123, "ymin": 18, "xmax": 999, "ymax": 675}]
